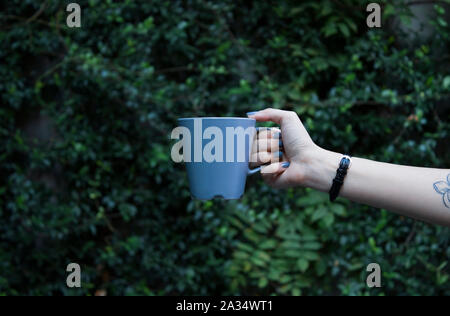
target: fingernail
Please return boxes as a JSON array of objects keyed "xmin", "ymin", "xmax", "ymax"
[
  {"xmin": 279, "ymin": 139, "xmax": 283, "ymax": 148},
  {"xmin": 273, "ymin": 151, "xmax": 283, "ymax": 158},
  {"xmin": 273, "ymin": 131, "xmax": 281, "ymax": 139},
  {"xmin": 281, "ymin": 162, "xmax": 290, "ymax": 168},
  {"xmin": 246, "ymin": 111, "xmax": 259, "ymax": 116}
]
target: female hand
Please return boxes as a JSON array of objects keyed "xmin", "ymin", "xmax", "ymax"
[
  {"xmin": 247, "ymin": 108, "xmax": 321, "ymax": 189},
  {"xmin": 248, "ymin": 109, "xmax": 450, "ymax": 226}
]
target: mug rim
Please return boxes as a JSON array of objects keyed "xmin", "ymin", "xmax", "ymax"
[{"xmin": 178, "ymin": 117, "xmax": 255, "ymax": 121}]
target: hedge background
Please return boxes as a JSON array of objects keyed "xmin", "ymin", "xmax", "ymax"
[{"xmin": 0, "ymin": 0, "xmax": 449, "ymax": 295}]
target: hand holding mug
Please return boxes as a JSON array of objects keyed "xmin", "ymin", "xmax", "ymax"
[{"xmin": 247, "ymin": 108, "xmax": 320, "ymax": 189}]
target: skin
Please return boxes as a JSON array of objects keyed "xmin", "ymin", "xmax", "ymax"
[{"xmin": 247, "ymin": 108, "xmax": 450, "ymax": 227}]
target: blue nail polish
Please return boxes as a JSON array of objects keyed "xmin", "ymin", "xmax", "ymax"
[
  {"xmin": 246, "ymin": 111, "xmax": 259, "ymax": 116},
  {"xmin": 273, "ymin": 151, "xmax": 283, "ymax": 158},
  {"xmin": 281, "ymin": 162, "xmax": 290, "ymax": 168},
  {"xmin": 279, "ymin": 139, "xmax": 283, "ymax": 148}
]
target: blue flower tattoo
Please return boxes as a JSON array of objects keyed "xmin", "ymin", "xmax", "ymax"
[{"xmin": 433, "ymin": 174, "xmax": 450, "ymax": 208}]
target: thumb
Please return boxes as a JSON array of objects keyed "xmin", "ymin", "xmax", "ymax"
[{"xmin": 261, "ymin": 161, "xmax": 290, "ymax": 174}]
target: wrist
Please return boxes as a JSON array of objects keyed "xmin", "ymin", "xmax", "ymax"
[{"xmin": 302, "ymin": 147, "xmax": 342, "ymax": 192}]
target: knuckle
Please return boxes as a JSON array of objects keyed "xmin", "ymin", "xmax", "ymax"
[
  {"xmin": 259, "ymin": 152, "xmax": 271, "ymax": 163},
  {"xmin": 288, "ymin": 111, "xmax": 297, "ymax": 118}
]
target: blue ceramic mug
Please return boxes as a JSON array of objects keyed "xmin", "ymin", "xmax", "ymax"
[{"xmin": 176, "ymin": 117, "xmax": 261, "ymax": 200}]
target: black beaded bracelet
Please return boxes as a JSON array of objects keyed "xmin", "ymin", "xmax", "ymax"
[{"xmin": 329, "ymin": 155, "xmax": 352, "ymax": 202}]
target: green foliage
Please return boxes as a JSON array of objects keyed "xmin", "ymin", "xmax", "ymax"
[
  {"xmin": 227, "ymin": 190, "xmax": 347, "ymax": 295},
  {"xmin": 0, "ymin": 0, "xmax": 449, "ymax": 295}
]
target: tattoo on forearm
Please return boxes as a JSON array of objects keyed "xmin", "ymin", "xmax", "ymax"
[{"xmin": 433, "ymin": 174, "xmax": 450, "ymax": 208}]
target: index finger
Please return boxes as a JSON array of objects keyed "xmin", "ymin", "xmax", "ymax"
[{"xmin": 247, "ymin": 108, "xmax": 294, "ymax": 125}]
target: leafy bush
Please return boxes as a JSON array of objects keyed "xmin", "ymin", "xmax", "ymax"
[{"xmin": 0, "ymin": 0, "xmax": 449, "ymax": 295}]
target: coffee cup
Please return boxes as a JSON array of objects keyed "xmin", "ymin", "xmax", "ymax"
[{"xmin": 173, "ymin": 117, "xmax": 261, "ymax": 199}]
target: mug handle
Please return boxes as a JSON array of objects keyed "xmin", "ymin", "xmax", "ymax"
[
  {"xmin": 247, "ymin": 127, "xmax": 281, "ymax": 175},
  {"xmin": 248, "ymin": 166, "xmax": 261, "ymax": 175}
]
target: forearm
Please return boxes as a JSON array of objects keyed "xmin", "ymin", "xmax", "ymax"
[{"xmin": 303, "ymin": 148, "xmax": 450, "ymax": 226}]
